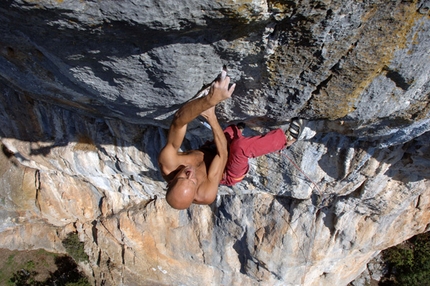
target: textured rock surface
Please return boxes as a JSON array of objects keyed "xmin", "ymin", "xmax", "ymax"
[{"xmin": 0, "ymin": 0, "xmax": 429, "ymax": 285}]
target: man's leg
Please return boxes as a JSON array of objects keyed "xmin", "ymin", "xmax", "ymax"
[
  {"xmin": 238, "ymin": 128, "xmax": 288, "ymax": 158},
  {"xmin": 221, "ymin": 125, "xmax": 249, "ymax": 186},
  {"xmin": 221, "ymin": 126, "xmax": 289, "ymax": 186},
  {"xmin": 223, "ymin": 124, "xmax": 243, "ymax": 145},
  {"xmin": 221, "ymin": 120, "xmax": 304, "ymax": 186}
]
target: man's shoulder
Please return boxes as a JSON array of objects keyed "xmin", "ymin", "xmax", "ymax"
[
  {"xmin": 159, "ymin": 149, "xmax": 205, "ymax": 176},
  {"xmin": 194, "ymin": 177, "xmax": 218, "ymax": 205}
]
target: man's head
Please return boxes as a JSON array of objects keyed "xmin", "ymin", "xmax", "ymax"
[{"xmin": 165, "ymin": 165, "xmax": 198, "ymax": 210}]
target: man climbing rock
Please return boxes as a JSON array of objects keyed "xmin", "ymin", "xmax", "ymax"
[{"xmin": 158, "ymin": 69, "xmax": 303, "ymax": 209}]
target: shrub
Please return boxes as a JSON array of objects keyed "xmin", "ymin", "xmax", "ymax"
[
  {"xmin": 382, "ymin": 232, "xmax": 430, "ymax": 285},
  {"xmin": 62, "ymin": 232, "xmax": 89, "ymax": 263}
]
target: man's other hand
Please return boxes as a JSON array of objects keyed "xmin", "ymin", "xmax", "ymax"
[{"xmin": 200, "ymin": 106, "xmax": 216, "ymax": 122}]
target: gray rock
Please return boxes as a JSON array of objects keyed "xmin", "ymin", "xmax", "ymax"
[{"xmin": 0, "ymin": 0, "xmax": 429, "ymax": 285}]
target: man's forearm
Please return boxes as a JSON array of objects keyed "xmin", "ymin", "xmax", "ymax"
[
  {"xmin": 207, "ymin": 116, "xmax": 228, "ymax": 158},
  {"xmin": 172, "ymin": 96, "xmax": 215, "ymax": 128},
  {"xmin": 173, "ymin": 71, "xmax": 235, "ymax": 128}
]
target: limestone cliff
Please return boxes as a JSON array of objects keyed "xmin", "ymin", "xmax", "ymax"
[{"xmin": 0, "ymin": 0, "xmax": 429, "ymax": 285}]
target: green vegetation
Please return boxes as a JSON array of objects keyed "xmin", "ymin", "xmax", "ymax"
[
  {"xmin": 381, "ymin": 232, "xmax": 430, "ymax": 285},
  {"xmin": 0, "ymin": 248, "xmax": 90, "ymax": 286},
  {"xmin": 62, "ymin": 232, "xmax": 89, "ymax": 263}
]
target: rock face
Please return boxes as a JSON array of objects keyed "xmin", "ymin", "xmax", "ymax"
[{"xmin": 1, "ymin": 0, "xmax": 429, "ymax": 285}]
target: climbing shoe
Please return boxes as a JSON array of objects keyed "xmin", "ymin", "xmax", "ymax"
[{"xmin": 286, "ymin": 118, "xmax": 305, "ymax": 141}]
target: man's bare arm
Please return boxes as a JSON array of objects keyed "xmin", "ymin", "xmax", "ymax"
[
  {"xmin": 193, "ymin": 106, "xmax": 228, "ymax": 204},
  {"xmin": 159, "ymin": 71, "xmax": 235, "ymax": 171},
  {"xmin": 172, "ymin": 70, "xmax": 235, "ymax": 130}
]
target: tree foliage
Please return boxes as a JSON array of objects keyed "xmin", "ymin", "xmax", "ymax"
[
  {"xmin": 382, "ymin": 232, "xmax": 430, "ymax": 286},
  {"xmin": 62, "ymin": 232, "xmax": 89, "ymax": 263}
]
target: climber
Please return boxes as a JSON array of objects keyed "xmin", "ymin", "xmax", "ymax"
[{"xmin": 158, "ymin": 69, "xmax": 304, "ymax": 210}]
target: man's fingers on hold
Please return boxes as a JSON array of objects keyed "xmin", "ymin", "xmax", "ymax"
[
  {"xmin": 228, "ymin": 83, "xmax": 236, "ymax": 94},
  {"xmin": 215, "ymin": 76, "xmax": 230, "ymax": 89},
  {"xmin": 220, "ymin": 70, "xmax": 227, "ymax": 81}
]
